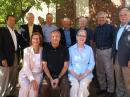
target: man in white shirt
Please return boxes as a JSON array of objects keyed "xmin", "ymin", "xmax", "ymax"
[{"xmin": 0, "ymin": 15, "xmax": 21, "ymax": 97}]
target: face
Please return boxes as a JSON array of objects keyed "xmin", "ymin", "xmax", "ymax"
[
  {"xmin": 76, "ymin": 31, "xmax": 86, "ymax": 45},
  {"xmin": 26, "ymin": 14, "xmax": 34, "ymax": 24},
  {"xmin": 97, "ymin": 15, "xmax": 107, "ymax": 25},
  {"xmin": 119, "ymin": 10, "xmax": 129, "ymax": 24},
  {"xmin": 79, "ymin": 18, "xmax": 87, "ymax": 28},
  {"xmin": 62, "ymin": 19, "xmax": 71, "ymax": 28},
  {"xmin": 51, "ymin": 31, "xmax": 60, "ymax": 46},
  {"xmin": 31, "ymin": 35, "xmax": 40, "ymax": 47},
  {"xmin": 46, "ymin": 14, "xmax": 53, "ymax": 25},
  {"xmin": 6, "ymin": 16, "xmax": 16, "ymax": 29}
]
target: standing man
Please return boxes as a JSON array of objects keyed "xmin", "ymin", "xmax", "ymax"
[
  {"xmin": 19, "ymin": 13, "xmax": 43, "ymax": 49},
  {"xmin": 42, "ymin": 30, "xmax": 70, "ymax": 97},
  {"xmin": 94, "ymin": 11, "xmax": 115, "ymax": 97},
  {"xmin": 0, "ymin": 15, "xmax": 21, "ymax": 97},
  {"xmin": 77, "ymin": 16, "xmax": 94, "ymax": 46},
  {"xmin": 42, "ymin": 13, "xmax": 57, "ymax": 44},
  {"xmin": 59, "ymin": 17, "xmax": 76, "ymax": 47},
  {"xmin": 112, "ymin": 8, "xmax": 130, "ymax": 97}
]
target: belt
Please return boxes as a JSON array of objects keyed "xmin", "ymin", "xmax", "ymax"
[{"xmin": 97, "ymin": 47, "xmax": 111, "ymax": 50}]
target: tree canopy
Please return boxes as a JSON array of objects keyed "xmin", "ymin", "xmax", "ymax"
[{"xmin": 0, "ymin": 0, "xmax": 64, "ymax": 25}]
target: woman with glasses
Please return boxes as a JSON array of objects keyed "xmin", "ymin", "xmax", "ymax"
[{"xmin": 68, "ymin": 30, "xmax": 95, "ymax": 97}]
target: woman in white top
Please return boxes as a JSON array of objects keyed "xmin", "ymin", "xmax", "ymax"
[{"xmin": 18, "ymin": 32, "xmax": 43, "ymax": 97}]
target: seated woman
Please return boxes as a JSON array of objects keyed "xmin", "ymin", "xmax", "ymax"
[
  {"xmin": 68, "ymin": 30, "xmax": 95, "ymax": 97},
  {"xmin": 18, "ymin": 32, "xmax": 43, "ymax": 97}
]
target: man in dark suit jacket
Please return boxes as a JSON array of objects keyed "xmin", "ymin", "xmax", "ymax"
[
  {"xmin": 112, "ymin": 8, "xmax": 130, "ymax": 97},
  {"xmin": 58, "ymin": 17, "xmax": 76, "ymax": 47},
  {"xmin": 0, "ymin": 15, "xmax": 22, "ymax": 97},
  {"xmin": 19, "ymin": 13, "xmax": 43, "ymax": 49}
]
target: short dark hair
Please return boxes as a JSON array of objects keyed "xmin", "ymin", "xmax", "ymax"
[
  {"xmin": 51, "ymin": 30, "xmax": 61, "ymax": 37},
  {"xmin": 5, "ymin": 15, "xmax": 15, "ymax": 22}
]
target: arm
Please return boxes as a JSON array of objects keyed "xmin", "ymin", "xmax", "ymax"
[
  {"xmin": 0, "ymin": 27, "xmax": 8, "ymax": 66},
  {"xmin": 23, "ymin": 48, "xmax": 35, "ymax": 82}
]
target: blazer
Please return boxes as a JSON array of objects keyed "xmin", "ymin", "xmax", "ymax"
[
  {"xmin": 19, "ymin": 24, "xmax": 43, "ymax": 49},
  {"xmin": 19, "ymin": 47, "xmax": 43, "ymax": 82},
  {"xmin": 58, "ymin": 27, "xmax": 76, "ymax": 47},
  {"xmin": 0, "ymin": 27, "xmax": 21, "ymax": 66},
  {"xmin": 112, "ymin": 22, "xmax": 130, "ymax": 66}
]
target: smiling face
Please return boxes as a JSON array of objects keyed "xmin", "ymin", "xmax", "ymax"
[
  {"xmin": 51, "ymin": 31, "xmax": 61, "ymax": 47},
  {"xmin": 31, "ymin": 34, "xmax": 41, "ymax": 47},
  {"xmin": 76, "ymin": 30, "xmax": 87, "ymax": 46},
  {"xmin": 119, "ymin": 8, "xmax": 130, "ymax": 25},
  {"xmin": 26, "ymin": 13, "xmax": 34, "ymax": 25},
  {"xmin": 6, "ymin": 16, "xmax": 16, "ymax": 29},
  {"xmin": 97, "ymin": 11, "xmax": 107, "ymax": 26},
  {"xmin": 79, "ymin": 17, "xmax": 87, "ymax": 28}
]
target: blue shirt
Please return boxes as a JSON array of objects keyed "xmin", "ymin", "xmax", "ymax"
[
  {"xmin": 116, "ymin": 25, "xmax": 126, "ymax": 50},
  {"xmin": 64, "ymin": 28, "xmax": 72, "ymax": 47},
  {"xmin": 42, "ymin": 24, "xmax": 57, "ymax": 43},
  {"xmin": 68, "ymin": 44, "xmax": 95, "ymax": 80},
  {"xmin": 94, "ymin": 23, "xmax": 116, "ymax": 48}
]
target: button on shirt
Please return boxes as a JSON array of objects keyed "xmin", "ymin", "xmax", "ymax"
[
  {"xmin": 116, "ymin": 25, "xmax": 126, "ymax": 50},
  {"xmin": 64, "ymin": 28, "xmax": 71, "ymax": 47},
  {"xmin": 42, "ymin": 24, "xmax": 57, "ymax": 43},
  {"xmin": 95, "ymin": 24, "xmax": 115, "ymax": 48},
  {"xmin": 68, "ymin": 44, "xmax": 95, "ymax": 80},
  {"xmin": 7, "ymin": 26, "xmax": 17, "ymax": 51}
]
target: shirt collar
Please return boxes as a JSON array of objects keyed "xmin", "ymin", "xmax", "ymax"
[
  {"xmin": 73, "ymin": 43, "xmax": 86, "ymax": 49},
  {"xmin": 7, "ymin": 25, "xmax": 14, "ymax": 32}
]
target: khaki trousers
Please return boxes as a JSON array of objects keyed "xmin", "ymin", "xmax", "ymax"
[{"xmin": 70, "ymin": 77, "xmax": 91, "ymax": 97}]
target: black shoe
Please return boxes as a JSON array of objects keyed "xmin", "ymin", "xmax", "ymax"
[{"xmin": 96, "ymin": 90, "xmax": 107, "ymax": 95}]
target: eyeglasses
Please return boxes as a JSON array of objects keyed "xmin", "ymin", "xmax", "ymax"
[{"xmin": 77, "ymin": 34, "xmax": 86, "ymax": 38}]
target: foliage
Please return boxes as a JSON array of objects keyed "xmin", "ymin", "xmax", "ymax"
[{"xmin": 0, "ymin": 0, "xmax": 64, "ymax": 26}]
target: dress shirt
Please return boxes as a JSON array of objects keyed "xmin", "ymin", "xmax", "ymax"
[
  {"xmin": 42, "ymin": 24, "xmax": 57, "ymax": 43},
  {"xmin": 64, "ymin": 28, "xmax": 71, "ymax": 47},
  {"xmin": 7, "ymin": 25, "xmax": 17, "ymax": 51},
  {"xmin": 94, "ymin": 23, "xmax": 115, "ymax": 48},
  {"xmin": 116, "ymin": 25, "xmax": 126, "ymax": 50},
  {"xmin": 68, "ymin": 44, "xmax": 95, "ymax": 80},
  {"xmin": 28, "ymin": 25, "xmax": 33, "ymax": 38}
]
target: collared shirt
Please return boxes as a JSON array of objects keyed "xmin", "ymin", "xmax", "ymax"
[
  {"xmin": 116, "ymin": 25, "xmax": 126, "ymax": 50},
  {"xmin": 68, "ymin": 44, "xmax": 95, "ymax": 80},
  {"xmin": 42, "ymin": 44, "xmax": 69, "ymax": 78},
  {"xmin": 64, "ymin": 28, "xmax": 72, "ymax": 47},
  {"xmin": 42, "ymin": 24, "xmax": 57, "ymax": 43},
  {"xmin": 28, "ymin": 25, "xmax": 33, "ymax": 38},
  {"xmin": 7, "ymin": 25, "xmax": 17, "ymax": 51},
  {"xmin": 94, "ymin": 23, "xmax": 115, "ymax": 48}
]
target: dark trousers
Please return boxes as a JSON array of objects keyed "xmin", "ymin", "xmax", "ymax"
[{"xmin": 42, "ymin": 75, "xmax": 70, "ymax": 97}]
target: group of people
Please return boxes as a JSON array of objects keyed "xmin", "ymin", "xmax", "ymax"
[{"xmin": 0, "ymin": 7, "xmax": 130, "ymax": 97}]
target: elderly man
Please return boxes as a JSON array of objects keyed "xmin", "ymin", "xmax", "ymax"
[
  {"xmin": 42, "ymin": 13, "xmax": 57, "ymax": 44},
  {"xmin": 59, "ymin": 17, "xmax": 76, "ymax": 47},
  {"xmin": 19, "ymin": 13, "xmax": 43, "ymax": 49},
  {"xmin": 42, "ymin": 30, "xmax": 70, "ymax": 97},
  {"xmin": 94, "ymin": 11, "xmax": 116, "ymax": 97},
  {"xmin": 112, "ymin": 8, "xmax": 130, "ymax": 97},
  {"xmin": 77, "ymin": 16, "xmax": 94, "ymax": 46},
  {"xmin": 0, "ymin": 15, "xmax": 21, "ymax": 97}
]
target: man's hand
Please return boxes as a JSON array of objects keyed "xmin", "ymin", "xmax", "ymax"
[
  {"xmin": 31, "ymin": 80, "xmax": 38, "ymax": 91},
  {"xmin": 128, "ymin": 61, "xmax": 130, "ymax": 68},
  {"xmin": 53, "ymin": 78, "xmax": 59, "ymax": 88},
  {"xmin": 2, "ymin": 59, "xmax": 8, "ymax": 67}
]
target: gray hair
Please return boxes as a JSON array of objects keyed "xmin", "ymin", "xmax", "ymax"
[
  {"xmin": 97, "ymin": 11, "xmax": 107, "ymax": 18},
  {"xmin": 76, "ymin": 29, "xmax": 87, "ymax": 37}
]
